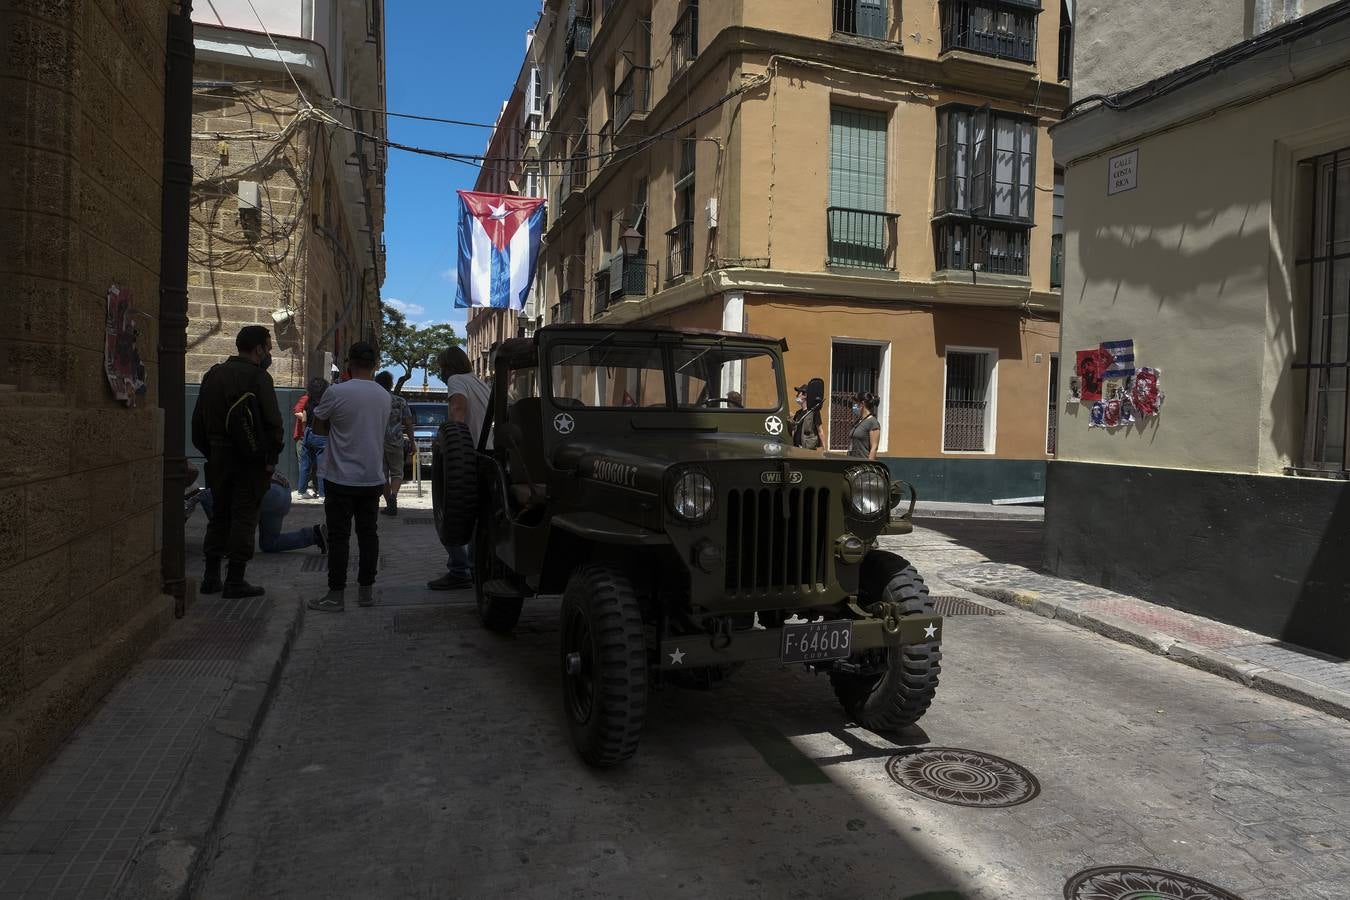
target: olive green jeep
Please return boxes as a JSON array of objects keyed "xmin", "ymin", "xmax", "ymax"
[{"xmin": 432, "ymin": 325, "xmax": 941, "ymax": 767}]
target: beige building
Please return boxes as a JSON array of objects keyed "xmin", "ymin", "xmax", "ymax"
[
  {"xmin": 0, "ymin": 0, "xmax": 182, "ymax": 805},
  {"xmin": 187, "ymin": 1, "xmax": 387, "ymax": 436},
  {"xmin": 1049, "ymin": 0, "xmax": 1350, "ymax": 656},
  {"xmin": 465, "ymin": 26, "xmax": 551, "ymax": 380},
  {"xmin": 530, "ymin": 0, "xmax": 1071, "ymax": 501}
]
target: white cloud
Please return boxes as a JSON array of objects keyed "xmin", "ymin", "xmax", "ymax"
[
  {"xmin": 440, "ymin": 267, "xmax": 458, "ymax": 283},
  {"xmin": 385, "ymin": 298, "xmax": 426, "ymax": 318}
]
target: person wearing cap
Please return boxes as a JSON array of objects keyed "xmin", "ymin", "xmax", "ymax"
[
  {"xmin": 792, "ymin": 378, "xmax": 826, "ymax": 451},
  {"xmin": 306, "ymin": 341, "xmax": 390, "ymax": 612}
]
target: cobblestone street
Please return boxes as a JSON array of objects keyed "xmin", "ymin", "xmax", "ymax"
[{"xmin": 186, "ymin": 505, "xmax": 1350, "ymax": 899}]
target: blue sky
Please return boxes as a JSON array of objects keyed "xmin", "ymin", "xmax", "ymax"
[{"xmin": 381, "ymin": 0, "xmax": 542, "ymax": 348}]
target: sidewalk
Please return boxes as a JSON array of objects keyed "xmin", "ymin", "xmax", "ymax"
[
  {"xmin": 0, "ymin": 481, "xmax": 445, "ymax": 899},
  {"xmin": 944, "ymin": 561, "xmax": 1350, "ymax": 722},
  {"xmin": 912, "ymin": 500, "xmax": 1044, "ymax": 522}
]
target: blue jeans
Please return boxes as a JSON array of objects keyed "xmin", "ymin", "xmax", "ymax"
[
  {"xmin": 200, "ymin": 484, "xmax": 317, "ymax": 553},
  {"xmin": 298, "ymin": 429, "xmax": 328, "ymax": 496},
  {"xmin": 447, "ymin": 542, "xmax": 473, "ymax": 580}
]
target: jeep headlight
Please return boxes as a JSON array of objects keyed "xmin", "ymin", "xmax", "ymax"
[
  {"xmin": 847, "ymin": 466, "xmax": 889, "ymax": 518},
  {"xmin": 671, "ymin": 469, "xmax": 715, "ymax": 522}
]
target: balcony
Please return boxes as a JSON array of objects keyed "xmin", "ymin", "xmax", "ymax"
[
  {"xmin": 615, "ymin": 66, "xmax": 652, "ymax": 135},
  {"xmin": 1050, "ymin": 233, "xmax": 1063, "ymax": 289},
  {"xmin": 557, "ymin": 142, "xmax": 588, "ymax": 212},
  {"xmin": 597, "ymin": 120, "xmax": 612, "ymax": 168},
  {"xmin": 557, "ymin": 288, "xmax": 583, "ymax": 323},
  {"xmin": 826, "ymin": 207, "xmax": 899, "ymax": 270},
  {"xmin": 833, "ymin": 0, "xmax": 886, "ymax": 39},
  {"xmin": 666, "ymin": 221, "xmax": 693, "ymax": 280},
  {"xmin": 593, "ymin": 251, "xmax": 650, "ymax": 317},
  {"xmin": 940, "ymin": 0, "xmax": 1037, "ymax": 64},
  {"xmin": 565, "ymin": 15, "xmax": 592, "ymax": 60},
  {"xmin": 672, "ymin": 4, "xmax": 699, "ymax": 77}
]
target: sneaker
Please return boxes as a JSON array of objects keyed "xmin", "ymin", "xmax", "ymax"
[
  {"xmin": 200, "ymin": 575, "xmax": 223, "ymax": 595},
  {"xmin": 427, "ymin": 573, "xmax": 472, "ymax": 591},
  {"xmin": 313, "ymin": 524, "xmax": 328, "ymax": 555},
  {"xmin": 380, "ymin": 505, "xmax": 396, "ymax": 517},
  {"xmin": 222, "ymin": 581, "xmax": 265, "ymax": 599},
  {"xmin": 357, "ymin": 585, "xmax": 376, "ymax": 607},
  {"xmin": 307, "ymin": 590, "xmax": 345, "ymax": 613}
]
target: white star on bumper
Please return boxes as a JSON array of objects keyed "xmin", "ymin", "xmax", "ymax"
[
  {"xmin": 924, "ymin": 624, "xmax": 938, "ymax": 639},
  {"xmin": 668, "ymin": 648, "xmax": 686, "ymax": 665}
]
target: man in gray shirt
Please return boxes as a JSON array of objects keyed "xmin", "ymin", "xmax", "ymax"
[
  {"xmin": 307, "ymin": 342, "xmax": 390, "ymax": 611},
  {"xmin": 427, "ymin": 345, "xmax": 491, "ymax": 591}
]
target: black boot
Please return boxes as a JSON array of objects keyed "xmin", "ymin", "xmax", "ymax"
[
  {"xmin": 201, "ymin": 558, "xmax": 223, "ymax": 595},
  {"xmin": 223, "ymin": 563, "xmax": 265, "ymax": 599}
]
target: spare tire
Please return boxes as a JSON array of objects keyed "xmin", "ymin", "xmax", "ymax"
[{"xmin": 432, "ymin": 421, "xmax": 479, "ymax": 547}]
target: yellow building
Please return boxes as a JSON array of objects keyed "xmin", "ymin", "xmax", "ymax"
[
  {"xmin": 527, "ymin": 0, "xmax": 1071, "ymax": 500},
  {"xmin": 1050, "ymin": 0, "xmax": 1350, "ymax": 656}
]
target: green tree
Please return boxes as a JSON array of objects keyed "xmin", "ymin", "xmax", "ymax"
[{"xmin": 380, "ymin": 302, "xmax": 461, "ymax": 394}]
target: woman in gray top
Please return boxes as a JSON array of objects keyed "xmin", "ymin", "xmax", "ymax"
[{"xmin": 847, "ymin": 392, "xmax": 881, "ymax": 460}]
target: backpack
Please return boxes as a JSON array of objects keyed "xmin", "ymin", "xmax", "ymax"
[{"xmin": 225, "ymin": 391, "xmax": 267, "ymax": 461}]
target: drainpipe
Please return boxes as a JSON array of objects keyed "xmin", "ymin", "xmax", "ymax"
[{"xmin": 159, "ymin": 0, "xmax": 194, "ymax": 616}]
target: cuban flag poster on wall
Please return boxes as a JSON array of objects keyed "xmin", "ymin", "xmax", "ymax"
[{"xmin": 454, "ymin": 190, "xmax": 547, "ymax": 310}]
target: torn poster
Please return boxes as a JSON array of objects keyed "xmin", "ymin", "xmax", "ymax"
[
  {"xmin": 1089, "ymin": 401, "xmax": 1106, "ymax": 428},
  {"xmin": 1103, "ymin": 377, "xmax": 1128, "ymax": 402},
  {"xmin": 1075, "ymin": 347, "xmax": 1113, "ymax": 402},
  {"xmin": 1101, "ymin": 339, "xmax": 1136, "ymax": 380},
  {"xmin": 1120, "ymin": 398, "xmax": 1138, "ymax": 424},
  {"xmin": 1104, "ymin": 399, "xmax": 1122, "ymax": 428},
  {"xmin": 1068, "ymin": 375, "xmax": 1082, "ymax": 402},
  {"xmin": 1131, "ymin": 366, "xmax": 1164, "ymax": 417},
  {"xmin": 104, "ymin": 284, "xmax": 146, "ymax": 407}
]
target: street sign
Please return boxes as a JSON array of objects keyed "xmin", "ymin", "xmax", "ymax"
[{"xmin": 1108, "ymin": 149, "xmax": 1139, "ymax": 195}]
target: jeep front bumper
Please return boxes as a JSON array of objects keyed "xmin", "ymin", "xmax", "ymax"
[{"xmin": 656, "ymin": 612, "xmax": 942, "ymax": 670}]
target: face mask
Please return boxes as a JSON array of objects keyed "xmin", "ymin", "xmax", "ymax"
[
  {"xmin": 796, "ymin": 395, "xmax": 805, "ymax": 406},
  {"xmin": 852, "ymin": 404, "xmax": 861, "ymax": 414},
  {"xmin": 260, "ymin": 351, "xmax": 273, "ymax": 370}
]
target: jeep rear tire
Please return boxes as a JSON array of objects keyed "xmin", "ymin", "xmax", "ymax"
[
  {"xmin": 830, "ymin": 551, "xmax": 941, "ymax": 732},
  {"xmin": 432, "ymin": 421, "xmax": 478, "ymax": 547},
  {"xmin": 560, "ymin": 565, "xmax": 648, "ymax": 767}
]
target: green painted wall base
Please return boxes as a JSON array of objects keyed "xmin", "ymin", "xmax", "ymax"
[
  {"xmin": 184, "ymin": 384, "xmax": 305, "ymax": 488},
  {"xmin": 878, "ymin": 457, "xmax": 1047, "ymax": 504}
]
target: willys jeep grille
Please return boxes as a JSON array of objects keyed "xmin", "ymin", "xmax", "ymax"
[{"xmin": 724, "ymin": 487, "xmax": 831, "ymax": 596}]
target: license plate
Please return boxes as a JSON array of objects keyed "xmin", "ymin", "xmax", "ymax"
[{"xmin": 781, "ymin": 620, "xmax": 853, "ymax": 664}]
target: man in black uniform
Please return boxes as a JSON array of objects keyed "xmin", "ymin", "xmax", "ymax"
[{"xmin": 190, "ymin": 325, "xmax": 285, "ymax": 598}]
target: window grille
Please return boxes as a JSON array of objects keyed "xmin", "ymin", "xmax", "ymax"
[{"xmin": 944, "ymin": 350, "xmax": 993, "ymax": 452}]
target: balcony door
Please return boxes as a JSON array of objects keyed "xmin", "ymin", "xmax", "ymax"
[{"xmin": 829, "ymin": 107, "xmax": 889, "ymax": 268}]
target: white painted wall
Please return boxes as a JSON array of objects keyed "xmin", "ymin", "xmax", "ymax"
[
  {"xmin": 194, "ymin": 0, "xmax": 305, "ymax": 38},
  {"xmin": 1056, "ymin": 70, "xmax": 1350, "ymax": 475}
]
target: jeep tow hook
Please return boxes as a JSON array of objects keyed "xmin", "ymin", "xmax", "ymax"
[{"xmin": 565, "ymin": 652, "xmax": 583, "ymax": 675}]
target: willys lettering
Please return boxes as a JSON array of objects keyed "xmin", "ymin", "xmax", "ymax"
[{"xmin": 591, "ymin": 458, "xmax": 638, "ymax": 488}]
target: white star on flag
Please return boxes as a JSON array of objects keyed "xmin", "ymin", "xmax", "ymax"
[
  {"xmin": 924, "ymin": 624, "xmax": 938, "ymax": 639},
  {"xmin": 668, "ymin": 648, "xmax": 686, "ymax": 665},
  {"xmin": 487, "ymin": 201, "xmax": 509, "ymax": 220}
]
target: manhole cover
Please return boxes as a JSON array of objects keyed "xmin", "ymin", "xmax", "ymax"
[
  {"xmin": 931, "ymin": 596, "xmax": 1002, "ymax": 616},
  {"xmin": 403, "ymin": 517, "xmax": 435, "ymax": 526},
  {"xmin": 885, "ymin": 748, "xmax": 1039, "ymax": 807},
  {"xmin": 1065, "ymin": 866, "xmax": 1244, "ymax": 900}
]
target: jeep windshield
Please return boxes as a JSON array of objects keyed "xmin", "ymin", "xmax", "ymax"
[{"xmin": 548, "ymin": 341, "xmax": 784, "ymax": 411}]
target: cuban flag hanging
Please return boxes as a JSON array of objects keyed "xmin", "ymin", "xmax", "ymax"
[{"xmin": 454, "ymin": 190, "xmax": 547, "ymax": 310}]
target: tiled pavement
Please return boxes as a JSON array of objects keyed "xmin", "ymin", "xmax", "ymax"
[{"xmin": 945, "ymin": 561, "xmax": 1350, "ymax": 715}]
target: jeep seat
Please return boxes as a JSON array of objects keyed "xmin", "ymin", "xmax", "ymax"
[{"xmin": 505, "ymin": 397, "xmax": 547, "ymax": 507}]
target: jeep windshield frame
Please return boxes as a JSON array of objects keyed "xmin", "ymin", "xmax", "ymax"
[{"xmin": 545, "ymin": 337, "xmax": 786, "ymax": 413}]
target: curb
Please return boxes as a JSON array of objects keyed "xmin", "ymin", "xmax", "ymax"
[
  {"xmin": 955, "ymin": 584, "xmax": 1350, "ymax": 723},
  {"xmin": 115, "ymin": 599, "xmax": 306, "ymax": 900},
  {"xmin": 912, "ymin": 507, "xmax": 1044, "ymax": 523}
]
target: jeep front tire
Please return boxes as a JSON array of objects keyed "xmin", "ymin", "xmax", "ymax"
[
  {"xmin": 432, "ymin": 421, "xmax": 478, "ymax": 547},
  {"xmin": 830, "ymin": 551, "xmax": 941, "ymax": 732},
  {"xmin": 560, "ymin": 565, "xmax": 648, "ymax": 767}
]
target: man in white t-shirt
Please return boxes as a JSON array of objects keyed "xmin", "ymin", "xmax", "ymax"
[
  {"xmin": 427, "ymin": 345, "xmax": 492, "ymax": 591},
  {"xmin": 307, "ymin": 342, "xmax": 390, "ymax": 611}
]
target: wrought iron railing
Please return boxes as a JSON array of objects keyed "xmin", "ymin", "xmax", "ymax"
[
  {"xmin": 597, "ymin": 120, "xmax": 612, "ymax": 166},
  {"xmin": 667, "ymin": 221, "xmax": 693, "ymax": 279},
  {"xmin": 565, "ymin": 142, "xmax": 588, "ymax": 195},
  {"xmin": 833, "ymin": 0, "xmax": 886, "ymax": 39},
  {"xmin": 826, "ymin": 207, "xmax": 898, "ymax": 269},
  {"xmin": 672, "ymin": 4, "xmax": 699, "ymax": 76},
  {"xmin": 566, "ymin": 15, "xmax": 592, "ymax": 58},
  {"xmin": 940, "ymin": 0, "xmax": 1036, "ymax": 63},
  {"xmin": 559, "ymin": 288, "xmax": 582, "ymax": 323},
  {"xmin": 592, "ymin": 270, "xmax": 611, "ymax": 318},
  {"xmin": 943, "ymin": 400, "xmax": 989, "ymax": 452},
  {"xmin": 615, "ymin": 66, "xmax": 652, "ymax": 131},
  {"xmin": 1051, "ymin": 233, "xmax": 1063, "ymax": 288}
]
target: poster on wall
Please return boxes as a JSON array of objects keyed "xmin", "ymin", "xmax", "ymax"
[
  {"xmin": 104, "ymin": 284, "xmax": 146, "ymax": 407},
  {"xmin": 1131, "ymin": 367, "xmax": 1164, "ymax": 417},
  {"xmin": 1074, "ymin": 347, "xmax": 1113, "ymax": 402}
]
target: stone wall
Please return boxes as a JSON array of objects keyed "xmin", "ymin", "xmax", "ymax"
[
  {"xmin": 185, "ymin": 63, "xmax": 376, "ymax": 390},
  {"xmin": 0, "ymin": 0, "xmax": 177, "ymax": 804}
]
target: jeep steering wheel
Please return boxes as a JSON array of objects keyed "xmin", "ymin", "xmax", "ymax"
[{"xmin": 700, "ymin": 397, "xmax": 733, "ymax": 408}]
